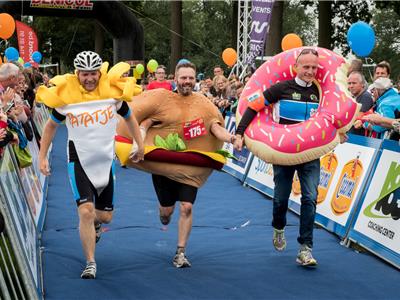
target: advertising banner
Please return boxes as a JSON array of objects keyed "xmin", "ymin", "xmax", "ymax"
[
  {"xmin": 247, "ymin": 0, "xmax": 275, "ymax": 68},
  {"xmin": 30, "ymin": 0, "xmax": 94, "ymax": 10},
  {"xmin": 242, "ymin": 135, "xmax": 381, "ymax": 237},
  {"xmin": 349, "ymin": 140, "xmax": 400, "ymax": 268},
  {"xmin": 288, "ymin": 136, "xmax": 381, "ymax": 237},
  {"xmin": 16, "ymin": 21, "xmax": 38, "ymax": 64},
  {"xmin": 244, "ymin": 156, "xmax": 274, "ymax": 197},
  {"xmin": 222, "ymin": 116, "xmax": 254, "ymax": 181}
]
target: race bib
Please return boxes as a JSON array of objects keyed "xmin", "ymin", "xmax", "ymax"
[{"xmin": 183, "ymin": 118, "xmax": 207, "ymax": 140}]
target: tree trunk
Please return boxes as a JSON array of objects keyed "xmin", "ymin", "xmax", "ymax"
[
  {"xmin": 94, "ymin": 22, "xmax": 104, "ymax": 56},
  {"xmin": 265, "ymin": 0, "xmax": 283, "ymax": 56},
  {"xmin": 232, "ymin": 0, "xmax": 238, "ymax": 49},
  {"xmin": 170, "ymin": 1, "xmax": 182, "ymax": 73},
  {"xmin": 318, "ymin": 0, "xmax": 333, "ymax": 48}
]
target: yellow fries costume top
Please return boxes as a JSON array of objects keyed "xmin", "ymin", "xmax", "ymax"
[{"xmin": 36, "ymin": 62, "xmax": 141, "ymax": 193}]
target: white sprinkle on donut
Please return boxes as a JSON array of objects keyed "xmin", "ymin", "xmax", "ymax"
[
  {"xmin": 323, "ymin": 50, "xmax": 332, "ymax": 56},
  {"xmin": 314, "ymin": 121, "xmax": 321, "ymax": 129},
  {"xmin": 321, "ymin": 96, "xmax": 326, "ymax": 106},
  {"xmin": 330, "ymin": 74, "xmax": 334, "ymax": 82},
  {"xmin": 283, "ymin": 72, "xmax": 287, "ymax": 78},
  {"xmin": 285, "ymin": 127, "xmax": 291, "ymax": 133},
  {"xmin": 260, "ymin": 128, "xmax": 269, "ymax": 137},
  {"xmin": 346, "ymin": 112, "xmax": 348, "ymax": 119},
  {"xmin": 267, "ymin": 66, "xmax": 270, "ymax": 74},
  {"xmin": 324, "ymin": 118, "xmax": 329, "ymax": 127},
  {"xmin": 331, "ymin": 115, "xmax": 335, "ymax": 124},
  {"xmin": 297, "ymin": 134, "xmax": 305, "ymax": 142},
  {"xmin": 323, "ymin": 71, "xmax": 330, "ymax": 83},
  {"xmin": 333, "ymin": 92, "xmax": 340, "ymax": 98},
  {"xmin": 336, "ymin": 102, "xmax": 340, "ymax": 113},
  {"xmin": 289, "ymin": 65, "xmax": 293, "ymax": 77},
  {"xmin": 324, "ymin": 90, "xmax": 330, "ymax": 94},
  {"xmin": 278, "ymin": 134, "xmax": 285, "ymax": 147},
  {"xmin": 311, "ymin": 136, "xmax": 315, "ymax": 141}
]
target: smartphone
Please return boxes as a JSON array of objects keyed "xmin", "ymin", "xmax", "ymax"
[
  {"xmin": 4, "ymin": 100, "xmax": 15, "ymax": 113},
  {"xmin": 23, "ymin": 100, "xmax": 31, "ymax": 108}
]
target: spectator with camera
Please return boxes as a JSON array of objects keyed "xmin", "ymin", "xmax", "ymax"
[{"xmin": 212, "ymin": 75, "xmax": 235, "ymax": 117}]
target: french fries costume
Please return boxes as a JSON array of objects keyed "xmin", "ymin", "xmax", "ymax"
[{"xmin": 36, "ymin": 62, "xmax": 141, "ymax": 193}]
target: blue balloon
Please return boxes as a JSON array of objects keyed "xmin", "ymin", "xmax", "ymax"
[
  {"xmin": 178, "ymin": 58, "xmax": 190, "ymax": 65},
  {"xmin": 347, "ymin": 21, "xmax": 375, "ymax": 57},
  {"xmin": 31, "ymin": 51, "xmax": 42, "ymax": 63},
  {"xmin": 23, "ymin": 62, "xmax": 32, "ymax": 68},
  {"xmin": 4, "ymin": 47, "xmax": 19, "ymax": 62}
]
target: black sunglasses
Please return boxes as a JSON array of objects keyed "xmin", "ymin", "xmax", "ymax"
[
  {"xmin": 296, "ymin": 48, "xmax": 319, "ymax": 62},
  {"xmin": 299, "ymin": 48, "xmax": 318, "ymax": 56}
]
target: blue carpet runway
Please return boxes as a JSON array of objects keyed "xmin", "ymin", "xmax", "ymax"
[{"xmin": 42, "ymin": 127, "xmax": 398, "ymax": 300}]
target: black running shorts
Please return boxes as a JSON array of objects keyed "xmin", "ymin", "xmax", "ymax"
[
  {"xmin": 67, "ymin": 159, "xmax": 115, "ymax": 211},
  {"xmin": 151, "ymin": 174, "xmax": 198, "ymax": 207}
]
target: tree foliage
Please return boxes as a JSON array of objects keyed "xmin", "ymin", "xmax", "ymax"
[
  {"xmin": 283, "ymin": 0, "xmax": 317, "ymax": 47},
  {"xmin": 125, "ymin": 0, "xmax": 234, "ymax": 76},
  {"xmin": 32, "ymin": 16, "xmax": 103, "ymax": 73},
  {"xmin": 181, "ymin": 0, "xmax": 233, "ymax": 76},
  {"xmin": 7, "ymin": 0, "xmax": 399, "ymax": 82},
  {"xmin": 369, "ymin": 4, "xmax": 400, "ymax": 81},
  {"xmin": 331, "ymin": 0, "xmax": 372, "ymax": 54}
]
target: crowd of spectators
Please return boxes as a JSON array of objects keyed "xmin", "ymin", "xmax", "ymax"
[
  {"xmin": 0, "ymin": 61, "xmax": 46, "ymax": 158},
  {"xmin": 140, "ymin": 58, "xmax": 400, "ymax": 143},
  {"xmin": 142, "ymin": 64, "xmax": 250, "ymax": 118},
  {"xmin": 2, "ymin": 55, "xmax": 399, "ymax": 160},
  {"xmin": 349, "ymin": 60, "xmax": 400, "ymax": 141}
]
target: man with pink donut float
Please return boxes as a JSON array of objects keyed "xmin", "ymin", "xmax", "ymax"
[{"xmin": 234, "ymin": 48, "xmax": 356, "ymax": 267}]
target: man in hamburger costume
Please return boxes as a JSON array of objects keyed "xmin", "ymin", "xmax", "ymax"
[{"xmin": 116, "ymin": 62, "xmax": 236, "ymax": 268}]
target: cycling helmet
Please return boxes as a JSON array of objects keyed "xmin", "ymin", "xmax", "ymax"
[{"xmin": 73, "ymin": 51, "xmax": 102, "ymax": 71}]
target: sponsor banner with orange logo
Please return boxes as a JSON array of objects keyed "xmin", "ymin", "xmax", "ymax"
[
  {"xmin": 289, "ymin": 135, "xmax": 380, "ymax": 237},
  {"xmin": 288, "ymin": 135, "xmax": 380, "ymax": 236},
  {"xmin": 349, "ymin": 140, "xmax": 400, "ymax": 269},
  {"xmin": 222, "ymin": 115, "xmax": 254, "ymax": 181},
  {"xmin": 243, "ymin": 134, "xmax": 381, "ymax": 237}
]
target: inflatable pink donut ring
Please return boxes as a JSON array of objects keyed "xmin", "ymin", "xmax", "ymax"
[{"xmin": 237, "ymin": 47, "xmax": 360, "ymax": 166}]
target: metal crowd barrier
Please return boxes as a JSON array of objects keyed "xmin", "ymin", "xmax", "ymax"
[{"xmin": 0, "ymin": 104, "xmax": 50, "ymax": 300}]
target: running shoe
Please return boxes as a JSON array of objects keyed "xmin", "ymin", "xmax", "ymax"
[
  {"xmin": 172, "ymin": 252, "xmax": 191, "ymax": 268},
  {"xmin": 81, "ymin": 261, "xmax": 97, "ymax": 279},
  {"xmin": 272, "ymin": 228, "xmax": 286, "ymax": 251},
  {"xmin": 95, "ymin": 222, "xmax": 102, "ymax": 243},
  {"xmin": 296, "ymin": 245, "xmax": 317, "ymax": 267}
]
